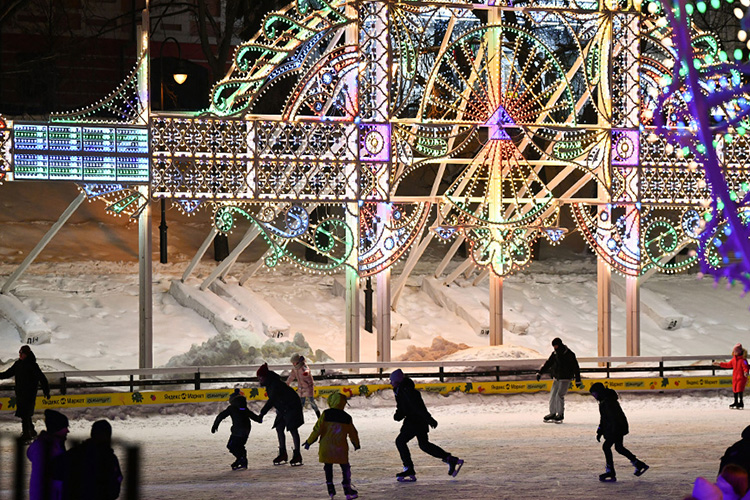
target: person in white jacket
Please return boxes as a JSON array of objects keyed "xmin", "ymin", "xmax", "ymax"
[{"xmin": 287, "ymin": 354, "xmax": 320, "ymax": 418}]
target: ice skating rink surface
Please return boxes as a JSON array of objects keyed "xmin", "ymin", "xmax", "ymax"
[{"xmin": 0, "ymin": 391, "xmax": 741, "ymax": 499}]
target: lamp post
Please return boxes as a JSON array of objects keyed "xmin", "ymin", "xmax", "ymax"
[{"xmin": 158, "ymin": 37, "xmax": 188, "ymax": 264}]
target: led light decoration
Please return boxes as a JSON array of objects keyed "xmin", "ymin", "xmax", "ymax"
[{"xmin": 3, "ymin": 0, "xmax": 750, "ymax": 281}]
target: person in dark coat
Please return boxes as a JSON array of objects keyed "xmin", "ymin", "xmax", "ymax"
[
  {"xmin": 27, "ymin": 409, "xmax": 69, "ymax": 500},
  {"xmin": 536, "ymin": 337, "xmax": 583, "ymax": 423},
  {"xmin": 257, "ymin": 363, "xmax": 305, "ymax": 466},
  {"xmin": 719, "ymin": 425, "xmax": 750, "ymax": 476},
  {"xmin": 212, "ymin": 389, "xmax": 261, "ymax": 470},
  {"xmin": 589, "ymin": 382, "xmax": 648, "ymax": 482},
  {"xmin": 389, "ymin": 369, "xmax": 463, "ymax": 482},
  {"xmin": 0, "ymin": 345, "xmax": 51, "ymax": 441},
  {"xmin": 58, "ymin": 419, "xmax": 123, "ymax": 500}
]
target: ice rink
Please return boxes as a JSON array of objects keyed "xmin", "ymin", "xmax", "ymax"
[{"xmin": 1, "ymin": 390, "xmax": 742, "ymax": 499}]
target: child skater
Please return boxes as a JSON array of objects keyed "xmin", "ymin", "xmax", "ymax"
[
  {"xmin": 389, "ymin": 369, "xmax": 463, "ymax": 482},
  {"xmin": 589, "ymin": 382, "xmax": 648, "ymax": 482},
  {"xmin": 288, "ymin": 353, "xmax": 321, "ymax": 418},
  {"xmin": 714, "ymin": 344, "xmax": 749, "ymax": 409},
  {"xmin": 211, "ymin": 389, "xmax": 261, "ymax": 470},
  {"xmin": 303, "ymin": 392, "xmax": 360, "ymax": 499}
]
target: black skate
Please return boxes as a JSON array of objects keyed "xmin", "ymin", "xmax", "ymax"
[
  {"xmin": 327, "ymin": 482, "xmax": 336, "ymax": 499},
  {"xmin": 632, "ymin": 460, "xmax": 649, "ymax": 477},
  {"xmin": 445, "ymin": 455, "xmax": 464, "ymax": 477},
  {"xmin": 273, "ymin": 451, "xmax": 288, "ymax": 465},
  {"xmin": 552, "ymin": 414, "xmax": 564, "ymax": 424},
  {"xmin": 543, "ymin": 413, "xmax": 556, "ymax": 422},
  {"xmin": 230, "ymin": 458, "xmax": 240, "ymax": 470},
  {"xmin": 396, "ymin": 466, "xmax": 417, "ymax": 482},
  {"xmin": 343, "ymin": 484, "xmax": 358, "ymax": 499},
  {"xmin": 290, "ymin": 449, "xmax": 303, "ymax": 466},
  {"xmin": 730, "ymin": 402, "xmax": 739, "ymax": 409},
  {"xmin": 599, "ymin": 466, "xmax": 616, "ymax": 482},
  {"xmin": 233, "ymin": 457, "xmax": 248, "ymax": 470},
  {"xmin": 737, "ymin": 403, "xmax": 745, "ymax": 410}
]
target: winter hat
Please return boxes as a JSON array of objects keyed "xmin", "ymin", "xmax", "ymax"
[
  {"xmin": 290, "ymin": 353, "xmax": 301, "ymax": 365},
  {"xmin": 44, "ymin": 409, "xmax": 69, "ymax": 433},
  {"xmin": 257, "ymin": 363, "xmax": 269, "ymax": 379},
  {"xmin": 734, "ymin": 343, "xmax": 744, "ymax": 356},
  {"xmin": 389, "ymin": 369, "xmax": 405, "ymax": 386},
  {"xmin": 589, "ymin": 382, "xmax": 605, "ymax": 395},
  {"xmin": 327, "ymin": 392, "xmax": 347, "ymax": 410},
  {"xmin": 91, "ymin": 420, "xmax": 112, "ymax": 444},
  {"xmin": 231, "ymin": 395, "xmax": 248, "ymax": 409},
  {"xmin": 551, "ymin": 337, "xmax": 563, "ymax": 347}
]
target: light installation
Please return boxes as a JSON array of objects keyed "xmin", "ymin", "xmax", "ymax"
[{"xmin": 0, "ymin": 0, "xmax": 748, "ymax": 285}]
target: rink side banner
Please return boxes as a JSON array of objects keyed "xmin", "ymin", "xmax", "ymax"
[{"xmin": 0, "ymin": 376, "xmax": 733, "ymax": 411}]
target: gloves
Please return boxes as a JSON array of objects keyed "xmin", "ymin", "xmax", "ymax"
[
  {"xmin": 354, "ymin": 444, "xmax": 360, "ymax": 451},
  {"xmin": 43, "ymin": 391, "xmax": 51, "ymax": 400},
  {"xmin": 211, "ymin": 426, "xmax": 218, "ymax": 434},
  {"xmin": 394, "ymin": 412, "xmax": 404, "ymax": 422},
  {"xmin": 257, "ymin": 416, "xmax": 263, "ymax": 424},
  {"xmin": 576, "ymin": 380, "xmax": 584, "ymax": 389},
  {"xmin": 536, "ymin": 372, "xmax": 541, "ymax": 382},
  {"xmin": 596, "ymin": 429, "xmax": 602, "ymax": 442},
  {"xmin": 303, "ymin": 442, "xmax": 311, "ymax": 450},
  {"xmin": 428, "ymin": 418, "xmax": 438, "ymax": 429}
]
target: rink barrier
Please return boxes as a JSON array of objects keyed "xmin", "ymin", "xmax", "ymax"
[{"xmin": 0, "ymin": 375, "xmax": 734, "ymax": 411}]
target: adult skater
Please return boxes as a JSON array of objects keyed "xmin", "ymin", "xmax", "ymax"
[
  {"xmin": 257, "ymin": 363, "xmax": 305, "ymax": 466},
  {"xmin": 719, "ymin": 424, "xmax": 750, "ymax": 476},
  {"xmin": 0, "ymin": 345, "xmax": 51, "ymax": 441},
  {"xmin": 389, "ymin": 369, "xmax": 463, "ymax": 482},
  {"xmin": 536, "ymin": 337, "xmax": 583, "ymax": 423},
  {"xmin": 589, "ymin": 382, "xmax": 648, "ymax": 482},
  {"xmin": 211, "ymin": 389, "xmax": 261, "ymax": 470}
]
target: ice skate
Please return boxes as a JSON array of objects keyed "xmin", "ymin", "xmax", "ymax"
[
  {"xmin": 730, "ymin": 402, "xmax": 739, "ymax": 409},
  {"xmin": 327, "ymin": 482, "xmax": 336, "ymax": 498},
  {"xmin": 343, "ymin": 484, "xmax": 358, "ymax": 499},
  {"xmin": 737, "ymin": 403, "xmax": 744, "ymax": 410},
  {"xmin": 396, "ymin": 466, "xmax": 417, "ymax": 482},
  {"xmin": 445, "ymin": 455, "xmax": 464, "ymax": 477},
  {"xmin": 232, "ymin": 457, "xmax": 247, "ymax": 470},
  {"xmin": 230, "ymin": 458, "xmax": 241, "ymax": 470},
  {"xmin": 273, "ymin": 450, "xmax": 288, "ymax": 465},
  {"xmin": 552, "ymin": 414, "xmax": 564, "ymax": 424},
  {"xmin": 543, "ymin": 413, "xmax": 556, "ymax": 422},
  {"xmin": 632, "ymin": 459, "xmax": 649, "ymax": 477},
  {"xmin": 599, "ymin": 465, "xmax": 616, "ymax": 482},
  {"xmin": 290, "ymin": 449, "xmax": 303, "ymax": 466}
]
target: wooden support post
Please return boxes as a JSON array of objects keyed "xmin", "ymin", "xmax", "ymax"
[
  {"xmin": 597, "ymin": 258, "xmax": 611, "ymax": 358},
  {"xmin": 626, "ymin": 276, "xmax": 640, "ymax": 356},
  {"xmin": 376, "ymin": 269, "xmax": 391, "ymax": 361},
  {"xmin": 489, "ymin": 275, "xmax": 503, "ymax": 346}
]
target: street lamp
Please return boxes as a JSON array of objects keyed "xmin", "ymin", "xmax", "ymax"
[{"xmin": 158, "ymin": 37, "xmax": 188, "ymax": 264}]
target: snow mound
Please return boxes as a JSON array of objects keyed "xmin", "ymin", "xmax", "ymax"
[
  {"xmin": 440, "ymin": 344, "xmax": 543, "ymax": 362},
  {"xmin": 163, "ymin": 331, "xmax": 333, "ymax": 367},
  {"xmin": 397, "ymin": 336, "xmax": 471, "ymax": 361}
]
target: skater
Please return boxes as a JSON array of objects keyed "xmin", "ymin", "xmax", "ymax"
[
  {"xmin": 0, "ymin": 345, "xmax": 51, "ymax": 441},
  {"xmin": 287, "ymin": 353, "xmax": 321, "ymax": 418},
  {"xmin": 389, "ymin": 369, "xmax": 463, "ymax": 482},
  {"xmin": 27, "ymin": 409, "xmax": 69, "ymax": 500},
  {"xmin": 536, "ymin": 337, "xmax": 584, "ymax": 423},
  {"xmin": 690, "ymin": 463, "xmax": 750, "ymax": 500},
  {"xmin": 303, "ymin": 392, "xmax": 360, "ymax": 499},
  {"xmin": 713, "ymin": 343, "xmax": 749, "ymax": 409},
  {"xmin": 211, "ymin": 389, "xmax": 261, "ymax": 470},
  {"xmin": 58, "ymin": 420, "xmax": 123, "ymax": 500},
  {"xmin": 589, "ymin": 382, "xmax": 648, "ymax": 482},
  {"xmin": 257, "ymin": 363, "xmax": 305, "ymax": 466},
  {"xmin": 719, "ymin": 425, "xmax": 750, "ymax": 476}
]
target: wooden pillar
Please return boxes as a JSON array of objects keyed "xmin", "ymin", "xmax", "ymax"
[
  {"xmin": 489, "ymin": 275, "xmax": 503, "ymax": 345},
  {"xmin": 597, "ymin": 259, "xmax": 611, "ymax": 357},
  {"xmin": 626, "ymin": 276, "xmax": 640, "ymax": 356},
  {"xmin": 376, "ymin": 269, "xmax": 391, "ymax": 361}
]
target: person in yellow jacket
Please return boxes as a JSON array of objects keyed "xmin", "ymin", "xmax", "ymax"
[{"xmin": 303, "ymin": 392, "xmax": 360, "ymax": 499}]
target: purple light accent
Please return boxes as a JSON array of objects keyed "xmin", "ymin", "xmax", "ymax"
[
  {"xmin": 487, "ymin": 105, "xmax": 514, "ymax": 141},
  {"xmin": 611, "ymin": 130, "xmax": 639, "ymax": 166},
  {"xmin": 359, "ymin": 123, "xmax": 391, "ymax": 162},
  {"xmin": 655, "ymin": 0, "xmax": 750, "ymax": 292}
]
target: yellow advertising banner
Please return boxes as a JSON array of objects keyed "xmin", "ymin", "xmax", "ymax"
[{"xmin": 0, "ymin": 376, "xmax": 733, "ymax": 412}]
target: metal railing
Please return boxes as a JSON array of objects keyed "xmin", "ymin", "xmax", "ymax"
[{"xmin": 0, "ymin": 355, "xmax": 731, "ymax": 394}]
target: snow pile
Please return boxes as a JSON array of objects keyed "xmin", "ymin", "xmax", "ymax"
[
  {"xmin": 441, "ymin": 344, "xmax": 542, "ymax": 362},
  {"xmin": 397, "ymin": 336, "xmax": 470, "ymax": 361},
  {"xmin": 164, "ymin": 331, "xmax": 333, "ymax": 367}
]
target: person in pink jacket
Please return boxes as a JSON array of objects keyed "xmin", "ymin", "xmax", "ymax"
[
  {"xmin": 714, "ymin": 343, "xmax": 750, "ymax": 409},
  {"xmin": 287, "ymin": 354, "xmax": 321, "ymax": 418}
]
